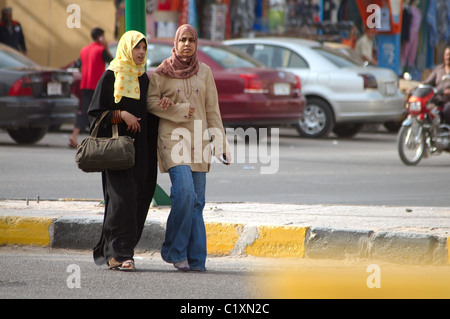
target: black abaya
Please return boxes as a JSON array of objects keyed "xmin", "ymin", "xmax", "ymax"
[{"xmin": 88, "ymin": 70, "xmax": 159, "ymax": 265}]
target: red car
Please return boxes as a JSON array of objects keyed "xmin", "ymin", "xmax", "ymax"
[{"xmin": 69, "ymin": 38, "xmax": 305, "ymax": 131}]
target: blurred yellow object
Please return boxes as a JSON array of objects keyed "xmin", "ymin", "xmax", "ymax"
[{"xmin": 261, "ymin": 260, "xmax": 450, "ymax": 299}]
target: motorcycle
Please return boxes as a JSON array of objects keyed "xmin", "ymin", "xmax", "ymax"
[{"xmin": 397, "ymin": 74, "xmax": 450, "ymax": 166}]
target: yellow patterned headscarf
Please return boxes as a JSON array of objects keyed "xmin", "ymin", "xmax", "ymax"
[{"xmin": 107, "ymin": 30, "xmax": 147, "ymax": 103}]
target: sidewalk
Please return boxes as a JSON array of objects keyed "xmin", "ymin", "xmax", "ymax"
[{"xmin": 0, "ymin": 199, "xmax": 449, "ymax": 265}]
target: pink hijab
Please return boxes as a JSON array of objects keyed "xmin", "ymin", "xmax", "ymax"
[{"xmin": 155, "ymin": 24, "xmax": 199, "ymax": 79}]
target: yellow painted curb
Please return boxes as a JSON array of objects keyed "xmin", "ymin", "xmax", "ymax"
[
  {"xmin": 245, "ymin": 226, "xmax": 308, "ymax": 258},
  {"xmin": 206, "ymin": 223, "xmax": 242, "ymax": 256},
  {"xmin": 0, "ymin": 216, "xmax": 54, "ymax": 246}
]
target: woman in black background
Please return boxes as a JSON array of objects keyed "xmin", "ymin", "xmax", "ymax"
[{"xmin": 88, "ymin": 30, "xmax": 158, "ymax": 271}]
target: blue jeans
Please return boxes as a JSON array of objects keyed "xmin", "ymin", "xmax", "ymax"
[{"xmin": 161, "ymin": 165, "xmax": 207, "ymax": 271}]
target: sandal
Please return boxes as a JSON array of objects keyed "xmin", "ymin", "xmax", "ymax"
[
  {"xmin": 108, "ymin": 258, "xmax": 135, "ymax": 271},
  {"xmin": 119, "ymin": 260, "xmax": 135, "ymax": 271}
]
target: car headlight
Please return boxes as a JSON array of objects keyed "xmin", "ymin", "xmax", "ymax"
[{"xmin": 408, "ymin": 101, "xmax": 421, "ymax": 112}]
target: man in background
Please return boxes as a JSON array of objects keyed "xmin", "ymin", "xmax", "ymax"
[
  {"xmin": 355, "ymin": 30, "xmax": 377, "ymax": 65},
  {"xmin": 69, "ymin": 27, "xmax": 113, "ymax": 148},
  {"xmin": 424, "ymin": 46, "xmax": 450, "ymax": 123},
  {"xmin": 0, "ymin": 7, "xmax": 26, "ymax": 54}
]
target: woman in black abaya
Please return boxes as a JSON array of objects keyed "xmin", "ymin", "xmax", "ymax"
[{"xmin": 88, "ymin": 31, "xmax": 158, "ymax": 271}]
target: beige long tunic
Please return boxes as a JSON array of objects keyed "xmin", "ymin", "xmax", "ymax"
[{"xmin": 147, "ymin": 63, "xmax": 229, "ymax": 173}]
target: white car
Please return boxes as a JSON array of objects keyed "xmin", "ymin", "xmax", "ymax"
[{"xmin": 224, "ymin": 38, "xmax": 405, "ymax": 138}]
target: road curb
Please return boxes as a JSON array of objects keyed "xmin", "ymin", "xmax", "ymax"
[
  {"xmin": 0, "ymin": 216, "xmax": 55, "ymax": 246},
  {"xmin": 1, "ymin": 216, "xmax": 448, "ymax": 265}
]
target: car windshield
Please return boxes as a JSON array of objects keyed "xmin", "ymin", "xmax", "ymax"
[
  {"xmin": 0, "ymin": 48, "xmax": 38, "ymax": 69},
  {"xmin": 312, "ymin": 47, "xmax": 359, "ymax": 68},
  {"xmin": 147, "ymin": 43, "xmax": 173, "ymax": 67},
  {"xmin": 200, "ymin": 45, "xmax": 263, "ymax": 69}
]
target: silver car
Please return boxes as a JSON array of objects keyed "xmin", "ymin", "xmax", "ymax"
[{"xmin": 224, "ymin": 38, "xmax": 405, "ymax": 138}]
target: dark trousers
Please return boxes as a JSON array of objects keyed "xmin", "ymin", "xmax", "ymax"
[
  {"xmin": 75, "ymin": 89, "xmax": 95, "ymax": 133},
  {"xmin": 442, "ymin": 102, "xmax": 450, "ymax": 124}
]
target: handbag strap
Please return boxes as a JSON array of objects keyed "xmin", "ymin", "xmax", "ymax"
[
  {"xmin": 91, "ymin": 111, "xmax": 119, "ymax": 138},
  {"xmin": 111, "ymin": 123, "xmax": 119, "ymax": 138}
]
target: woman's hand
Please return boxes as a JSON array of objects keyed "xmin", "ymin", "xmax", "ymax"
[
  {"xmin": 120, "ymin": 110, "xmax": 141, "ymax": 134},
  {"xmin": 158, "ymin": 96, "xmax": 174, "ymax": 110},
  {"xmin": 187, "ymin": 105, "xmax": 195, "ymax": 118},
  {"xmin": 218, "ymin": 152, "xmax": 232, "ymax": 165}
]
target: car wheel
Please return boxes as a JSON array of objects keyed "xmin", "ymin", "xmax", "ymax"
[
  {"xmin": 333, "ymin": 123, "xmax": 364, "ymax": 138},
  {"xmin": 296, "ymin": 98, "xmax": 334, "ymax": 138},
  {"xmin": 7, "ymin": 127, "xmax": 48, "ymax": 144}
]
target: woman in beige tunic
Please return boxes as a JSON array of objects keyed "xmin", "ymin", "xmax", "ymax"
[{"xmin": 147, "ymin": 24, "xmax": 230, "ymax": 271}]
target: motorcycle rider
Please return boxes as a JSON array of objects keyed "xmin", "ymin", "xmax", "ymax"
[{"xmin": 424, "ymin": 45, "xmax": 450, "ymax": 123}]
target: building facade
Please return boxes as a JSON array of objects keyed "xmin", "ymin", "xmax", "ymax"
[{"xmin": 0, "ymin": 0, "xmax": 115, "ymax": 67}]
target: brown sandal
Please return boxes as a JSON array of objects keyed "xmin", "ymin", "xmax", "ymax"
[{"xmin": 108, "ymin": 258, "xmax": 135, "ymax": 271}]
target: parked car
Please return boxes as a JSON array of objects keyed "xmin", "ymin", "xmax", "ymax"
[
  {"xmin": 0, "ymin": 43, "xmax": 78, "ymax": 144},
  {"xmin": 323, "ymin": 41, "xmax": 366, "ymax": 66},
  {"xmin": 224, "ymin": 37, "xmax": 405, "ymax": 138},
  {"xmin": 68, "ymin": 38, "xmax": 305, "ymax": 133}
]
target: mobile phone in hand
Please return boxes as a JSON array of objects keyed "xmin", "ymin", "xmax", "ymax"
[{"xmin": 219, "ymin": 154, "xmax": 230, "ymax": 165}]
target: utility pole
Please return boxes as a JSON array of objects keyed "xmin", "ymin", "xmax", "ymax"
[
  {"xmin": 125, "ymin": 0, "xmax": 146, "ymax": 34},
  {"xmin": 124, "ymin": 1, "xmax": 171, "ymax": 205}
]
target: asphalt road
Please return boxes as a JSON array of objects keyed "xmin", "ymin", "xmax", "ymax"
[
  {"xmin": 1, "ymin": 247, "xmax": 449, "ymax": 300},
  {"xmin": 0, "ymin": 126, "xmax": 449, "ymax": 207},
  {"xmin": 2, "ymin": 127, "xmax": 449, "ymax": 303},
  {"xmin": 0, "ymin": 247, "xmax": 266, "ymax": 299}
]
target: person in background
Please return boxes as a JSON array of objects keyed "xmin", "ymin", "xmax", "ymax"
[
  {"xmin": 69, "ymin": 27, "xmax": 113, "ymax": 148},
  {"xmin": 88, "ymin": 30, "xmax": 159, "ymax": 271},
  {"xmin": 147, "ymin": 24, "xmax": 230, "ymax": 272},
  {"xmin": 0, "ymin": 7, "xmax": 26, "ymax": 54},
  {"xmin": 424, "ymin": 45, "xmax": 450, "ymax": 123},
  {"xmin": 355, "ymin": 30, "xmax": 377, "ymax": 65},
  {"xmin": 401, "ymin": 0, "xmax": 422, "ymax": 71}
]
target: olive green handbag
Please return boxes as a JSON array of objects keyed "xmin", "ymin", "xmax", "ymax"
[{"xmin": 75, "ymin": 111, "xmax": 135, "ymax": 173}]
